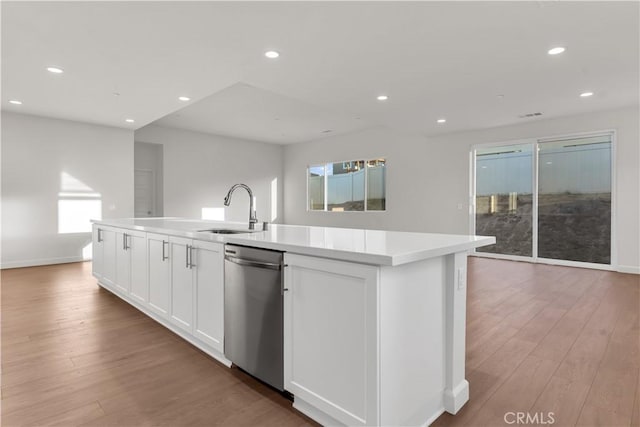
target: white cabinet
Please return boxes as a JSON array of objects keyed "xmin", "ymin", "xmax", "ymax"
[
  {"xmin": 192, "ymin": 240, "xmax": 224, "ymax": 353},
  {"xmin": 115, "ymin": 230, "xmax": 131, "ymax": 294},
  {"xmin": 147, "ymin": 232, "xmax": 170, "ymax": 317},
  {"xmin": 169, "ymin": 236, "xmax": 194, "ymax": 332},
  {"xmin": 283, "ymin": 254, "xmax": 379, "ymax": 427},
  {"xmin": 129, "ymin": 232, "xmax": 148, "ymax": 304},
  {"xmin": 93, "ymin": 225, "xmax": 116, "ymax": 289},
  {"xmin": 94, "ymin": 227, "xmax": 228, "ymax": 365},
  {"xmin": 92, "ymin": 225, "xmax": 104, "ymax": 280},
  {"xmin": 168, "ymin": 237, "xmax": 225, "ymax": 347},
  {"xmin": 113, "ymin": 229, "xmax": 147, "ymax": 301}
]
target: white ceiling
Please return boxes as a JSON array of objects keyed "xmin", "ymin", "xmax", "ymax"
[
  {"xmin": 2, "ymin": 1, "xmax": 638, "ymax": 144},
  {"xmin": 155, "ymin": 83, "xmax": 372, "ymax": 144}
]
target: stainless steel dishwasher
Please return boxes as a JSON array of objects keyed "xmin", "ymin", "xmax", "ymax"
[{"xmin": 224, "ymin": 244, "xmax": 285, "ymax": 391}]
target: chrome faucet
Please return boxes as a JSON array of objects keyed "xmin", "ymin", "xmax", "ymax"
[{"xmin": 224, "ymin": 184, "xmax": 258, "ymax": 230}]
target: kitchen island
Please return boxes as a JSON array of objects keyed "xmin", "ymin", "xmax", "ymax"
[{"xmin": 91, "ymin": 218, "xmax": 494, "ymax": 426}]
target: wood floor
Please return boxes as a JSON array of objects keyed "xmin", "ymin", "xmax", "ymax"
[
  {"xmin": 1, "ymin": 258, "xmax": 638, "ymax": 426},
  {"xmin": 435, "ymin": 258, "xmax": 640, "ymax": 427}
]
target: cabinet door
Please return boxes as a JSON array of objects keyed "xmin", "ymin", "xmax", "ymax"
[
  {"xmin": 170, "ymin": 236, "xmax": 194, "ymax": 332},
  {"xmin": 284, "ymin": 254, "xmax": 379, "ymax": 427},
  {"xmin": 115, "ymin": 230, "xmax": 130, "ymax": 294},
  {"xmin": 192, "ymin": 240, "xmax": 224, "ymax": 352},
  {"xmin": 148, "ymin": 233, "xmax": 170, "ymax": 317},
  {"xmin": 92, "ymin": 225, "xmax": 104, "ymax": 280},
  {"xmin": 101, "ymin": 228, "xmax": 117, "ymax": 289},
  {"xmin": 129, "ymin": 231, "xmax": 148, "ymax": 304}
]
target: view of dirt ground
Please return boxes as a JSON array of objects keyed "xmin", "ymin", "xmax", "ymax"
[{"xmin": 475, "ymin": 193, "xmax": 611, "ymax": 264}]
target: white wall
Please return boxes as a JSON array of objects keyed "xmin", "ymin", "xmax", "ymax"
[
  {"xmin": 283, "ymin": 107, "xmax": 640, "ymax": 272},
  {"xmin": 1, "ymin": 112, "xmax": 134, "ymax": 268},
  {"xmin": 135, "ymin": 125, "xmax": 283, "ymax": 225}
]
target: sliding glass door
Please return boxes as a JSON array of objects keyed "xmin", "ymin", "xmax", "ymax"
[
  {"xmin": 475, "ymin": 144, "xmax": 533, "ymax": 257},
  {"xmin": 537, "ymin": 135, "xmax": 612, "ymax": 264},
  {"xmin": 473, "ymin": 132, "xmax": 613, "ymax": 267}
]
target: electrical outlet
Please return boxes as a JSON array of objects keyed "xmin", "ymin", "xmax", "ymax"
[
  {"xmin": 457, "ymin": 203, "xmax": 463, "ymax": 210},
  {"xmin": 457, "ymin": 268, "xmax": 466, "ymax": 290}
]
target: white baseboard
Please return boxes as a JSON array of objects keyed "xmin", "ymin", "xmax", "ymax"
[
  {"xmin": 617, "ymin": 265, "xmax": 640, "ymax": 275},
  {"xmin": 444, "ymin": 379, "xmax": 469, "ymax": 414},
  {"xmin": 0, "ymin": 256, "xmax": 88, "ymax": 269},
  {"xmin": 293, "ymin": 397, "xmax": 345, "ymax": 426}
]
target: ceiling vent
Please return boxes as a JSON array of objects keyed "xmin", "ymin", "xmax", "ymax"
[{"xmin": 518, "ymin": 112, "xmax": 543, "ymax": 118}]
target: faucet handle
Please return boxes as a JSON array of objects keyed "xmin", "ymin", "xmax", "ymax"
[{"xmin": 262, "ymin": 221, "xmax": 269, "ymax": 231}]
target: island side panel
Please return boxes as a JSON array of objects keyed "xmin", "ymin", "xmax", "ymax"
[
  {"xmin": 443, "ymin": 251, "xmax": 469, "ymax": 413},
  {"xmin": 379, "ymin": 256, "xmax": 447, "ymax": 426}
]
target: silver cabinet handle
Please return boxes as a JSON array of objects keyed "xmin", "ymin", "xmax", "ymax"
[
  {"xmin": 162, "ymin": 240, "xmax": 168, "ymax": 261},
  {"xmin": 189, "ymin": 246, "xmax": 196, "ymax": 269},
  {"xmin": 97, "ymin": 229, "xmax": 103, "ymax": 242},
  {"xmin": 185, "ymin": 245, "xmax": 190, "ymax": 269},
  {"xmin": 122, "ymin": 233, "xmax": 128, "ymax": 250}
]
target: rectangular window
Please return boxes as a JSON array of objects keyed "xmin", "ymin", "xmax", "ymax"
[
  {"xmin": 308, "ymin": 158, "xmax": 386, "ymax": 212},
  {"xmin": 308, "ymin": 165, "xmax": 325, "ymax": 210}
]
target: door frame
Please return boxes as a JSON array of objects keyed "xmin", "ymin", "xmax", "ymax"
[{"xmin": 469, "ymin": 129, "xmax": 617, "ymax": 271}]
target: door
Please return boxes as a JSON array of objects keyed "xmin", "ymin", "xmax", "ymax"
[
  {"xmin": 193, "ymin": 240, "xmax": 224, "ymax": 352},
  {"xmin": 115, "ymin": 230, "xmax": 131, "ymax": 294},
  {"xmin": 148, "ymin": 233, "xmax": 170, "ymax": 317},
  {"xmin": 170, "ymin": 236, "xmax": 194, "ymax": 332},
  {"xmin": 472, "ymin": 132, "xmax": 613, "ymax": 267},
  {"xmin": 101, "ymin": 228, "xmax": 117, "ymax": 289},
  {"xmin": 283, "ymin": 254, "xmax": 379, "ymax": 426},
  {"xmin": 474, "ymin": 144, "xmax": 534, "ymax": 257},
  {"xmin": 129, "ymin": 231, "xmax": 148, "ymax": 304},
  {"xmin": 537, "ymin": 134, "xmax": 612, "ymax": 264},
  {"xmin": 92, "ymin": 225, "xmax": 104, "ymax": 279},
  {"xmin": 135, "ymin": 169, "xmax": 155, "ymax": 217}
]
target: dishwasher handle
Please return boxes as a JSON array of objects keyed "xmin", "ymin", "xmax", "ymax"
[{"xmin": 225, "ymin": 255, "xmax": 281, "ymax": 271}]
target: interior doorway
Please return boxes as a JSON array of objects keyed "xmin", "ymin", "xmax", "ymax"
[{"xmin": 134, "ymin": 142, "xmax": 163, "ymax": 217}]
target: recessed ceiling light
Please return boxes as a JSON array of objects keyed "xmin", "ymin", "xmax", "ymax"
[
  {"xmin": 580, "ymin": 91, "xmax": 594, "ymax": 97},
  {"xmin": 9, "ymin": 100, "xmax": 22, "ymax": 105},
  {"xmin": 264, "ymin": 51, "xmax": 280, "ymax": 59},
  {"xmin": 377, "ymin": 95, "xmax": 388, "ymax": 101},
  {"xmin": 47, "ymin": 66, "xmax": 64, "ymax": 74},
  {"xmin": 125, "ymin": 119, "xmax": 135, "ymax": 123},
  {"xmin": 548, "ymin": 47, "xmax": 565, "ymax": 55},
  {"xmin": 178, "ymin": 96, "xmax": 190, "ymax": 102},
  {"xmin": 437, "ymin": 118, "xmax": 447, "ymax": 123}
]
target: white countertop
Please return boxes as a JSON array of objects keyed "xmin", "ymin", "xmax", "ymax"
[{"xmin": 92, "ymin": 218, "xmax": 495, "ymax": 266}]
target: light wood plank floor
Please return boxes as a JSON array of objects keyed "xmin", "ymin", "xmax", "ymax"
[
  {"xmin": 1, "ymin": 258, "xmax": 638, "ymax": 426},
  {"xmin": 435, "ymin": 258, "xmax": 640, "ymax": 427}
]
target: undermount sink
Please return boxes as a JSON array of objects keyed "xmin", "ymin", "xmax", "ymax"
[{"xmin": 198, "ymin": 228, "xmax": 258, "ymax": 234}]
